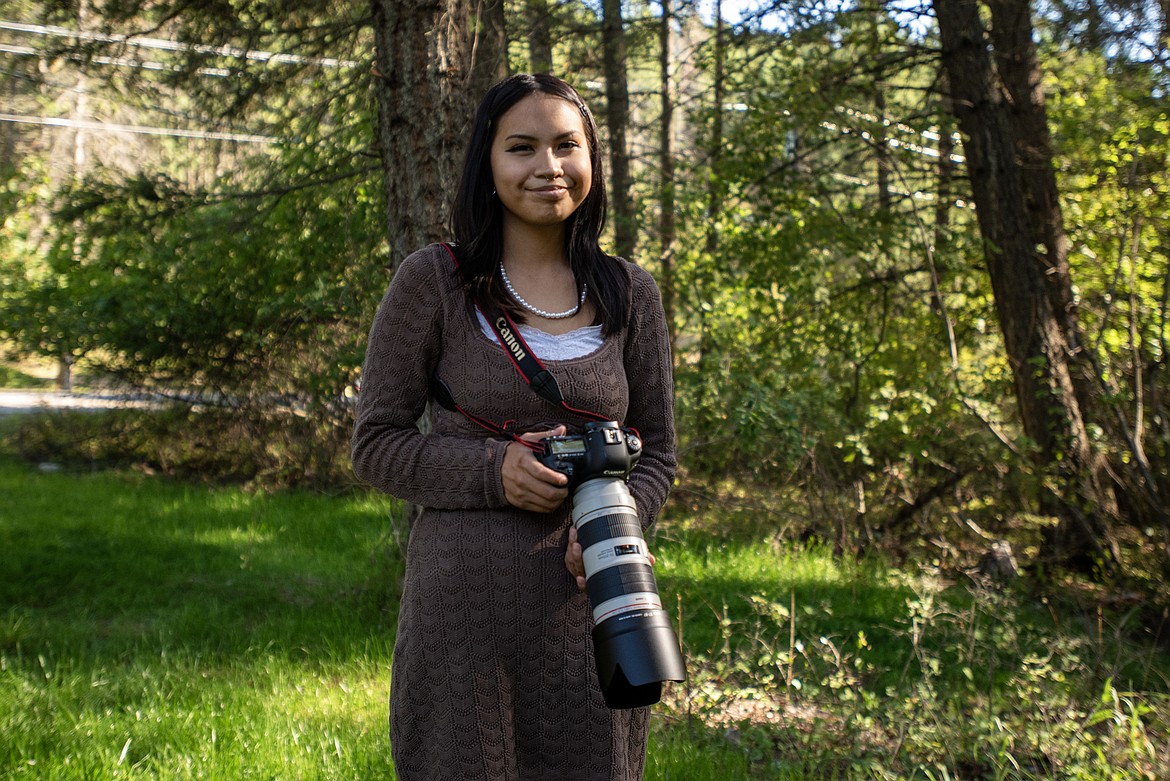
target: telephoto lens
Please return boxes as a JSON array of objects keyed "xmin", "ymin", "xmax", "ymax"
[{"xmin": 541, "ymin": 422, "xmax": 686, "ymax": 709}]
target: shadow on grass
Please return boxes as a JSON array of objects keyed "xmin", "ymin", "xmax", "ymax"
[{"xmin": 0, "ymin": 457, "xmax": 403, "ymax": 664}]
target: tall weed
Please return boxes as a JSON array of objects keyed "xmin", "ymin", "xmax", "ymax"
[{"xmin": 660, "ymin": 563, "xmax": 1169, "ymax": 779}]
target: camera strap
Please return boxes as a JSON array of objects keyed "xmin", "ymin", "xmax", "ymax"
[{"xmin": 430, "ymin": 243, "xmax": 612, "ymax": 438}]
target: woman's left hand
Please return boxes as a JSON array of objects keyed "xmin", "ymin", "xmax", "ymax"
[{"xmin": 565, "ymin": 526, "xmax": 655, "ymax": 592}]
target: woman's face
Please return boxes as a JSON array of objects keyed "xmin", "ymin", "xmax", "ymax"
[{"xmin": 489, "ymin": 93, "xmax": 593, "ymax": 233}]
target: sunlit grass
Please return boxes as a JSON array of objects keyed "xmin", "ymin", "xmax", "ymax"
[
  {"xmin": 0, "ymin": 459, "xmax": 787, "ymax": 780},
  {"xmin": 0, "ymin": 458, "xmax": 401, "ymax": 779},
  {"xmin": 654, "ymin": 531, "xmax": 911, "ymax": 675},
  {"xmin": 2, "ymin": 455, "xmax": 1167, "ymax": 779}
]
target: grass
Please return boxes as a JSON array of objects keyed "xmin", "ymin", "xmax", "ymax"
[
  {"xmin": 1, "ymin": 452, "xmax": 1168, "ymax": 779},
  {"xmin": 0, "ymin": 458, "xmax": 401, "ymax": 779},
  {"xmin": 651, "ymin": 519, "xmax": 1170, "ymax": 778}
]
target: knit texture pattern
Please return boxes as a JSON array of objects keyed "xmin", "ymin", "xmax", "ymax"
[{"xmin": 352, "ymin": 244, "xmax": 677, "ymax": 781}]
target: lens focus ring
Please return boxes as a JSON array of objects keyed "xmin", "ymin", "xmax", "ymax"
[
  {"xmin": 576, "ymin": 512, "xmax": 643, "ymax": 550},
  {"xmin": 586, "ymin": 563, "xmax": 659, "ymax": 606}
]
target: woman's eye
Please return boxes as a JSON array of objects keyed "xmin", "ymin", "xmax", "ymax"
[{"xmin": 507, "ymin": 144, "xmax": 533, "ymax": 153}]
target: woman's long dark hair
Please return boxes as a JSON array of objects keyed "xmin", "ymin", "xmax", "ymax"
[{"xmin": 451, "ymin": 73, "xmax": 630, "ymax": 335}]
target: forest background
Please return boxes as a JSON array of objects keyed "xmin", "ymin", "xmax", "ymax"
[{"xmin": 1, "ymin": 0, "xmax": 1170, "ymax": 777}]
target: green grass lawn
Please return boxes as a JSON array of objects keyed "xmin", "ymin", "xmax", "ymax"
[
  {"xmin": 1, "ymin": 454, "xmax": 1167, "ymax": 779},
  {"xmin": 0, "ymin": 459, "xmax": 401, "ymax": 779}
]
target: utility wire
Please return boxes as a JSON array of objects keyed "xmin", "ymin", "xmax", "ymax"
[
  {"xmin": 1, "ymin": 40, "xmax": 231, "ymax": 76},
  {"xmin": 0, "ymin": 18, "xmax": 353, "ymax": 145},
  {"xmin": 0, "ymin": 19, "xmax": 357, "ymax": 68},
  {"xmin": 0, "ymin": 112, "xmax": 276, "ymax": 144}
]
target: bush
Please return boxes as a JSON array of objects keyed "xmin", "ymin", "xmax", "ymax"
[
  {"xmin": 11, "ymin": 404, "xmax": 355, "ymax": 491},
  {"xmin": 662, "ymin": 574, "xmax": 1170, "ymax": 779}
]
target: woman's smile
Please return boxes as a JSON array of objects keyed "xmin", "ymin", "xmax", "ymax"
[{"xmin": 529, "ymin": 184, "xmax": 568, "ymax": 197}]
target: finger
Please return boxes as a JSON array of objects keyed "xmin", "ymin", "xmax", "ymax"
[
  {"xmin": 522, "ymin": 468, "xmax": 570, "ymax": 499},
  {"xmin": 518, "ymin": 424, "xmax": 567, "ymax": 443},
  {"xmin": 648, "ymin": 551, "xmax": 657, "ymax": 567},
  {"xmin": 565, "ymin": 527, "xmax": 581, "ymax": 571},
  {"xmin": 565, "ymin": 528, "xmax": 587, "ymax": 591},
  {"xmin": 519, "ymin": 486, "xmax": 567, "ymax": 513},
  {"xmin": 564, "ymin": 528, "xmax": 575, "ymax": 569},
  {"xmin": 523, "ymin": 454, "xmax": 569, "ymax": 487}
]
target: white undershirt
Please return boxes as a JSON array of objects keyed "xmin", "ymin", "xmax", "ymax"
[{"xmin": 476, "ymin": 310, "xmax": 604, "ymax": 360}]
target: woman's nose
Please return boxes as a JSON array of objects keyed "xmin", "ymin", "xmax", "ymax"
[{"xmin": 535, "ymin": 148, "xmax": 563, "ymax": 178}]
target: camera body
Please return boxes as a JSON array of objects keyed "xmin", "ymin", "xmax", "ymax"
[
  {"xmin": 537, "ymin": 420, "xmax": 642, "ymax": 488},
  {"xmin": 540, "ymin": 421, "xmax": 686, "ymax": 709}
]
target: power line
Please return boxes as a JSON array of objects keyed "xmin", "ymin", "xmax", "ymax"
[
  {"xmin": 1, "ymin": 63, "xmax": 261, "ymax": 131},
  {"xmin": 0, "ymin": 19, "xmax": 358, "ymax": 69},
  {"xmin": 0, "ymin": 41, "xmax": 35, "ymax": 56},
  {"xmin": 0, "ymin": 112, "xmax": 276, "ymax": 144},
  {"xmin": 0, "ymin": 40, "xmax": 232, "ymax": 77}
]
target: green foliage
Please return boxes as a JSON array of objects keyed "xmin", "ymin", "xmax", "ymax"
[
  {"xmin": 1, "ymin": 2, "xmax": 384, "ymax": 484},
  {"xmin": 1, "ymin": 55, "xmax": 385, "ymax": 491},
  {"xmin": 1047, "ymin": 47, "xmax": 1170, "ymax": 499},
  {"xmin": 11, "ymin": 405, "xmax": 353, "ymax": 490},
  {"xmin": 660, "ymin": 14, "xmax": 1016, "ymax": 554},
  {"xmin": 655, "ymin": 532, "xmax": 1170, "ymax": 778},
  {"xmin": 0, "ymin": 364, "xmax": 52, "ymax": 389}
]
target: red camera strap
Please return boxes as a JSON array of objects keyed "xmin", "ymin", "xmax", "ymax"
[{"xmin": 430, "ymin": 243, "xmax": 613, "ymax": 436}]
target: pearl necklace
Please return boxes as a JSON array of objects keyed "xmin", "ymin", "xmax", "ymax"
[{"xmin": 499, "ymin": 263, "xmax": 587, "ymax": 320}]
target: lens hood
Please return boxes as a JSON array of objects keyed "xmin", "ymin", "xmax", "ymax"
[{"xmin": 592, "ymin": 610, "xmax": 687, "ymax": 709}]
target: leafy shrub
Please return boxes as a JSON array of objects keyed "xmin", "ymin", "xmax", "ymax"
[
  {"xmin": 663, "ymin": 577, "xmax": 1170, "ymax": 779},
  {"xmin": 11, "ymin": 404, "xmax": 355, "ymax": 490}
]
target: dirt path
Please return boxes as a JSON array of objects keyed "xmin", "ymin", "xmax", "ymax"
[{"xmin": 0, "ymin": 389, "xmax": 162, "ymax": 416}]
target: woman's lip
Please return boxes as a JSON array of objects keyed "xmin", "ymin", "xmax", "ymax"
[{"xmin": 529, "ymin": 185, "xmax": 568, "ymax": 197}]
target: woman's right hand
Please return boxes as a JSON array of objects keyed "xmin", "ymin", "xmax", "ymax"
[{"xmin": 502, "ymin": 426, "xmax": 570, "ymax": 513}]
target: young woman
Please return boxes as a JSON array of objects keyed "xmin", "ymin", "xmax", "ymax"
[{"xmin": 352, "ymin": 73, "xmax": 676, "ymax": 781}]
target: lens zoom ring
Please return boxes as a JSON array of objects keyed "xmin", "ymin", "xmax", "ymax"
[
  {"xmin": 586, "ymin": 563, "xmax": 659, "ymax": 606},
  {"xmin": 577, "ymin": 512, "xmax": 644, "ymax": 550}
]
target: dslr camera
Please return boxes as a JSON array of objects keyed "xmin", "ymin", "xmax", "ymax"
[{"xmin": 540, "ymin": 421, "xmax": 686, "ymax": 709}]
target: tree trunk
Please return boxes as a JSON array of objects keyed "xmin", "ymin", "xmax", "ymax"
[
  {"xmin": 934, "ymin": 72, "xmax": 956, "ymax": 244},
  {"xmin": 470, "ymin": 0, "xmax": 508, "ymax": 95},
  {"xmin": 369, "ymin": 0, "xmax": 488, "ymax": 531},
  {"xmin": 62, "ymin": 0, "xmax": 90, "ymax": 393},
  {"xmin": 696, "ymin": 0, "xmax": 726, "ymax": 371},
  {"xmin": 933, "ymin": 0, "xmax": 1121, "ymax": 571},
  {"xmin": 984, "ymin": 0, "xmax": 1080, "ymax": 358},
  {"xmin": 658, "ymin": 0, "xmax": 677, "ymax": 360},
  {"xmin": 875, "ymin": 87, "xmax": 891, "ymax": 213},
  {"xmin": 703, "ymin": 0, "xmax": 725, "ymax": 261},
  {"xmin": 602, "ymin": 0, "xmax": 636, "ymax": 260},
  {"xmin": 0, "ymin": 59, "xmax": 23, "ymax": 170},
  {"xmin": 525, "ymin": 0, "xmax": 554, "ymax": 74},
  {"xmin": 370, "ymin": 0, "xmax": 489, "ymax": 268},
  {"xmin": 870, "ymin": 9, "xmax": 890, "ymax": 214},
  {"xmin": 1151, "ymin": 0, "xmax": 1169, "ymax": 56}
]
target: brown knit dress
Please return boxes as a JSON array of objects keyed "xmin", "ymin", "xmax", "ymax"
[{"xmin": 351, "ymin": 244, "xmax": 677, "ymax": 781}]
